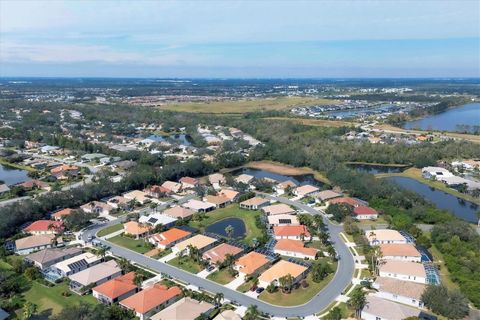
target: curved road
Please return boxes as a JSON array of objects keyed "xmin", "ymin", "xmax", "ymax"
[{"xmin": 81, "ymin": 195, "xmax": 354, "ymax": 317}]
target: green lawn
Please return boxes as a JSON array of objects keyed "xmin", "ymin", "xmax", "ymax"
[
  {"xmin": 23, "ymin": 280, "xmax": 98, "ymax": 317},
  {"xmin": 189, "ymin": 204, "xmax": 264, "ymax": 244},
  {"xmin": 168, "ymin": 256, "xmax": 204, "ymax": 274},
  {"xmin": 108, "ymin": 234, "xmax": 152, "ymax": 254},
  {"xmin": 97, "ymin": 223, "xmax": 123, "ymax": 237},
  {"xmin": 259, "ymin": 262, "xmax": 337, "ymax": 306},
  {"xmin": 207, "ymin": 268, "xmax": 235, "ymax": 285},
  {"xmin": 236, "ymin": 279, "xmax": 255, "ymax": 293}
]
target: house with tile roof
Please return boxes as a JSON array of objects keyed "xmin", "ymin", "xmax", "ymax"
[
  {"xmin": 162, "ymin": 206, "xmax": 194, "ymax": 219},
  {"xmin": 93, "ymin": 272, "xmax": 138, "ymax": 304},
  {"xmin": 202, "ymin": 243, "xmax": 244, "ymax": 266},
  {"xmin": 379, "ymin": 244, "xmax": 422, "ymax": 262},
  {"xmin": 80, "ymin": 201, "xmax": 114, "ymax": 215},
  {"xmin": 208, "ymin": 173, "xmax": 226, "ymax": 190},
  {"xmin": 293, "ymin": 184, "xmax": 319, "ymax": 197},
  {"xmin": 214, "ymin": 310, "xmax": 242, "ymax": 320},
  {"xmin": 52, "ymin": 208, "xmax": 75, "ymax": 221},
  {"xmin": 373, "ymin": 277, "xmax": 426, "ymax": 308},
  {"xmin": 328, "ymin": 196, "xmax": 364, "ymax": 208},
  {"xmin": 144, "ymin": 185, "xmax": 171, "ymax": 198},
  {"xmin": 182, "ymin": 199, "xmax": 215, "ymax": 213},
  {"xmin": 315, "ymin": 190, "xmax": 342, "ymax": 202},
  {"xmin": 218, "ymin": 189, "xmax": 239, "ymax": 202},
  {"xmin": 262, "ymin": 204, "xmax": 295, "ymax": 216},
  {"xmin": 258, "ymin": 260, "xmax": 308, "ymax": 288},
  {"xmin": 234, "ymin": 251, "xmax": 270, "ymax": 280},
  {"xmin": 179, "ymin": 176, "xmax": 199, "ymax": 189},
  {"xmin": 239, "ymin": 197, "xmax": 270, "ymax": 210},
  {"xmin": 124, "ymin": 221, "xmax": 152, "ymax": 239},
  {"xmin": 205, "ymin": 195, "xmax": 231, "ymax": 208},
  {"xmin": 149, "ymin": 228, "xmax": 192, "ymax": 250},
  {"xmin": 23, "ymin": 220, "xmax": 64, "ymax": 235},
  {"xmin": 161, "ymin": 181, "xmax": 182, "ymax": 194},
  {"xmin": 120, "ymin": 284, "xmax": 182, "ymax": 320},
  {"xmin": 51, "ymin": 252, "xmax": 102, "ymax": 277},
  {"xmin": 25, "ymin": 247, "xmax": 82, "ymax": 270},
  {"xmin": 361, "ymin": 295, "xmax": 422, "ymax": 320},
  {"xmin": 274, "ymin": 239, "xmax": 319, "ymax": 259},
  {"xmin": 353, "ymin": 206, "xmax": 378, "ymax": 220},
  {"xmin": 366, "ymin": 229, "xmax": 408, "ymax": 246},
  {"xmin": 172, "ymin": 234, "xmax": 217, "ymax": 255},
  {"xmin": 267, "ymin": 214, "xmax": 300, "ymax": 226},
  {"xmin": 150, "ymin": 297, "xmax": 214, "ymax": 320},
  {"xmin": 15, "ymin": 234, "xmax": 59, "ymax": 255},
  {"xmin": 123, "ymin": 190, "xmax": 151, "ymax": 205},
  {"xmin": 274, "ymin": 180, "xmax": 297, "ymax": 195},
  {"xmin": 273, "ymin": 225, "xmax": 311, "ymax": 241},
  {"xmin": 234, "ymin": 174, "xmax": 254, "ymax": 185},
  {"xmin": 69, "ymin": 260, "xmax": 122, "ymax": 294},
  {"xmin": 379, "ymin": 260, "xmax": 427, "ymax": 284}
]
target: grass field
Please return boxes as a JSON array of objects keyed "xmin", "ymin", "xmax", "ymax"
[
  {"xmin": 168, "ymin": 256, "xmax": 204, "ymax": 274},
  {"xmin": 238, "ymin": 160, "xmax": 330, "ymax": 184},
  {"xmin": 97, "ymin": 223, "xmax": 123, "ymax": 237},
  {"xmin": 207, "ymin": 268, "xmax": 236, "ymax": 285},
  {"xmin": 23, "ymin": 280, "xmax": 98, "ymax": 317},
  {"xmin": 236, "ymin": 279, "xmax": 255, "ymax": 292},
  {"xmin": 189, "ymin": 204, "xmax": 264, "ymax": 244},
  {"xmin": 258, "ymin": 263, "xmax": 337, "ymax": 306},
  {"xmin": 159, "ymin": 97, "xmax": 336, "ymax": 114},
  {"xmin": 266, "ymin": 117, "xmax": 355, "ymax": 128},
  {"xmin": 108, "ymin": 234, "xmax": 152, "ymax": 254},
  {"xmin": 376, "ymin": 167, "xmax": 480, "ymax": 205}
]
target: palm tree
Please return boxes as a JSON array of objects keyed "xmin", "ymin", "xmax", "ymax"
[
  {"xmin": 214, "ymin": 292, "xmax": 224, "ymax": 306},
  {"xmin": 225, "ymin": 224, "xmax": 235, "ymax": 239},
  {"xmin": 348, "ymin": 287, "xmax": 367, "ymax": 319},
  {"xmin": 244, "ymin": 304, "xmax": 260, "ymax": 320},
  {"xmin": 134, "ymin": 273, "xmax": 145, "ymax": 287},
  {"xmin": 97, "ymin": 247, "xmax": 107, "ymax": 261},
  {"xmin": 118, "ymin": 257, "xmax": 131, "ymax": 272},
  {"xmin": 23, "ymin": 301, "xmax": 37, "ymax": 319}
]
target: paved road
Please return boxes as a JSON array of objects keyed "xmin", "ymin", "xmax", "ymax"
[{"xmin": 82, "ymin": 194, "xmax": 354, "ymax": 317}]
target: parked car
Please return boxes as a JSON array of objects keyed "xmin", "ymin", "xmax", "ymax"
[
  {"xmin": 250, "ymin": 285, "xmax": 258, "ymax": 292},
  {"xmin": 206, "ymin": 265, "xmax": 215, "ymax": 272},
  {"xmin": 255, "ymin": 287, "xmax": 264, "ymax": 294}
]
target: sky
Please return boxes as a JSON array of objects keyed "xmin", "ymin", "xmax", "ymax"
[{"xmin": 0, "ymin": 0, "xmax": 479, "ymax": 78}]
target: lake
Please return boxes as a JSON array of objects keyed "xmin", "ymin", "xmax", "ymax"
[
  {"xmin": 386, "ymin": 176, "xmax": 479, "ymax": 223},
  {"xmin": 347, "ymin": 163, "xmax": 408, "ymax": 174},
  {"xmin": 230, "ymin": 167, "xmax": 324, "ymax": 187},
  {"xmin": 206, "ymin": 217, "xmax": 246, "ymax": 238},
  {"xmin": 404, "ymin": 103, "xmax": 480, "ymax": 133},
  {"xmin": 146, "ymin": 134, "xmax": 192, "ymax": 146},
  {"xmin": 0, "ymin": 164, "xmax": 30, "ymax": 186}
]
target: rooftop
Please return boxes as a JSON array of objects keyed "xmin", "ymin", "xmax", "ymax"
[
  {"xmin": 295, "ymin": 184, "xmax": 319, "ymax": 195},
  {"xmin": 174, "ymin": 234, "xmax": 217, "ymax": 252},
  {"xmin": 92, "ymin": 272, "xmax": 137, "ymax": 299},
  {"xmin": 15, "ymin": 234, "xmax": 56, "ymax": 250},
  {"xmin": 235, "ymin": 251, "xmax": 269, "ymax": 275},
  {"xmin": 316, "ymin": 190, "xmax": 342, "ymax": 201},
  {"xmin": 274, "ymin": 239, "xmax": 318, "ymax": 257},
  {"xmin": 366, "ymin": 229, "xmax": 407, "ymax": 242},
  {"xmin": 263, "ymin": 203, "xmax": 295, "ymax": 216},
  {"xmin": 24, "ymin": 220, "xmax": 64, "ymax": 233},
  {"xmin": 163, "ymin": 206, "xmax": 194, "ymax": 219},
  {"xmin": 362, "ymin": 295, "xmax": 420, "ymax": 320},
  {"xmin": 25, "ymin": 247, "xmax": 82, "ymax": 265},
  {"xmin": 202, "ymin": 243, "xmax": 244, "ymax": 264},
  {"xmin": 151, "ymin": 228, "xmax": 191, "ymax": 247},
  {"xmin": 240, "ymin": 196, "xmax": 269, "ymax": 206},
  {"xmin": 120, "ymin": 284, "xmax": 182, "ymax": 314},
  {"xmin": 353, "ymin": 206, "xmax": 378, "ymax": 215},
  {"xmin": 273, "ymin": 225, "xmax": 310, "ymax": 238},
  {"xmin": 374, "ymin": 277, "xmax": 426, "ymax": 300},
  {"xmin": 150, "ymin": 297, "xmax": 214, "ymax": 320},
  {"xmin": 124, "ymin": 221, "xmax": 152, "ymax": 235},
  {"xmin": 259, "ymin": 260, "xmax": 308, "ymax": 284},
  {"xmin": 69, "ymin": 260, "xmax": 121, "ymax": 286},
  {"xmin": 379, "ymin": 260, "xmax": 426, "ymax": 278},
  {"xmin": 380, "ymin": 243, "xmax": 421, "ymax": 257}
]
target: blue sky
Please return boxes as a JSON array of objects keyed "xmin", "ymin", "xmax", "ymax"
[{"xmin": 1, "ymin": 1, "xmax": 479, "ymax": 78}]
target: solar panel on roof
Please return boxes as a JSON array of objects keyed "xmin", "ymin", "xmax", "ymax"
[
  {"xmin": 148, "ymin": 217, "xmax": 158, "ymax": 224},
  {"xmin": 279, "ymin": 219, "xmax": 291, "ymax": 224},
  {"xmin": 68, "ymin": 259, "xmax": 88, "ymax": 271}
]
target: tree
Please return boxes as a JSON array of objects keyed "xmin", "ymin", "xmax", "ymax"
[
  {"xmin": 278, "ymin": 273, "xmax": 294, "ymax": 293},
  {"xmin": 311, "ymin": 261, "xmax": 333, "ymax": 282},
  {"xmin": 421, "ymin": 285, "xmax": 469, "ymax": 319},
  {"xmin": 326, "ymin": 203, "xmax": 352, "ymax": 223},
  {"xmin": 225, "ymin": 224, "xmax": 235, "ymax": 239},
  {"xmin": 23, "ymin": 301, "xmax": 37, "ymax": 320},
  {"xmin": 214, "ymin": 292, "xmax": 224, "ymax": 306},
  {"xmin": 97, "ymin": 247, "xmax": 107, "ymax": 260},
  {"xmin": 244, "ymin": 304, "xmax": 260, "ymax": 320},
  {"xmin": 348, "ymin": 287, "xmax": 367, "ymax": 319},
  {"xmin": 24, "ymin": 267, "xmax": 41, "ymax": 281},
  {"xmin": 134, "ymin": 273, "xmax": 145, "ymax": 287},
  {"xmin": 325, "ymin": 306, "xmax": 342, "ymax": 320}
]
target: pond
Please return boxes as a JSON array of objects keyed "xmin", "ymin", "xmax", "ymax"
[
  {"xmin": 205, "ymin": 217, "xmax": 246, "ymax": 239},
  {"xmin": 146, "ymin": 134, "xmax": 192, "ymax": 146},
  {"xmin": 403, "ymin": 103, "xmax": 480, "ymax": 133},
  {"xmin": 0, "ymin": 164, "xmax": 30, "ymax": 186},
  {"xmin": 386, "ymin": 176, "xmax": 479, "ymax": 223},
  {"xmin": 347, "ymin": 163, "xmax": 408, "ymax": 174},
  {"xmin": 230, "ymin": 167, "xmax": 324, "ymax": 187}
]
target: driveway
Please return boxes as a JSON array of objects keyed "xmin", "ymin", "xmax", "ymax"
[{"xmin": 81, "ymin": 193, "xmax": 355, "ymax": 317}]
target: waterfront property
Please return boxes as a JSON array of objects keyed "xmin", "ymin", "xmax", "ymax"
[
  {"xmin": 202, "ymin": 243, "xmax": 244, "ymax": 266},
  {"xmin": 172, "ymin": 234, "xmax": 217, "ymax": 255}
]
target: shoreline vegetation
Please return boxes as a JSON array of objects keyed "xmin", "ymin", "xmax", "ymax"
[
  {"xmin": 222, "ymin": 160, "xmax": 331, "ymax": 184},
  {"xmin": 375, "ymin": 167, "xmax": 480, "ymax": 206},
  {"xmin": 344, "ymin": 161, "xmax": 410, "ymax": 168},
  {"xmin": 0, "ymin": 157, "xmax": 37, "ymax": 172}
]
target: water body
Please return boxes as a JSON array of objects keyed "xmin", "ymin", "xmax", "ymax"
[
  {"xmin": 348, "ymin": 163, "xmax": 408, "ymax": 174},
  {"xmin": 146, "ymin": 134, "xmax": 192, "ymax": 146},
  {"xmin": 206, "ymin": 217, "xmax": 246, "ymax": 238},
  {"xmin": 230, "ymin": 167, "xmax": 324, "ymax": 187},
  {"xmin": 386, "ymin": 176, "xmax": 479, "ymax": 223},
  {"xmin": 0, "ymin": 164, "xmax": 30, "ymax": 186},
  {"xmin": 404, "ymin": 103, "xmax": 480, "ymax": 133}
]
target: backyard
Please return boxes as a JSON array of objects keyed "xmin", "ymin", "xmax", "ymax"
[{"xmin": 189, "ymin": 204, "xmax": 264, "ymax": 245}]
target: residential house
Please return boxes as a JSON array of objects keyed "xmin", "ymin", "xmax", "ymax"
[
  {"xmin": 353, "ymin": 206, "xmax": 378, "ymax": 220},
  {"xmin": 373, "ymin": 277, "xmax": 426, "ymax": 308},
  {"xmin": 107, "ymin": 196, "xmax": 129, "ymax": 209},
  {"xmin": 234, "ymin": 252, "xmax": 270, "ymax": 280},
  {"xmin": 15, "ymin": 234, "xmax": 59, "ymax": 255},
  {"xmin": 366, "ymin": 229, "xmax": 408, "ymax": 246},
  {"xmin": 145, "ymin": 185, "xmax": 171, "ymax": 199},
  {"xmin": 239, "ymin": 197, "xmax": 269, "ymax": 210},
  {"xmin": 51, "ymin": 252, "xmax": 102, "ymax": 277},
  {"xmin": 24, "ymin": 247, "xmax": 82, "ymax": 270},
  {"xmin": 17, "ymin": 179, "xmax": 51, "ymax": 191},
  {"xmin": 52, "ymin": 208, "xmax": 75, "ymax": 221},
  {"xmin": 202, "ymin": 243, "xmax": 244, "ymax": 266},
  {"xmin": 274, "ymin": 240, "xmax": 318, "ymax": 259},
  {"xmin": 273, "ymin": 225, "xmax": 311, "ymax": 241},
  {"xmin": 139, "ymin": 213, "xmax": 177, "ymax": 229},
  {"xmin": 172, "ymin": 234, "xmax": 217, "ymax": 255},
  {"xmin": 208, "ymin": 173, "xmax": 226, "ymax": 189},
  {"xmin": 24, "ymin": 220, "xmax": 64, "ymax": 235},
  {"xmin": 150, "ymin": 297, "xmax": 214, "ymax": 320},
  {"xmin": 234, "ymin": 174, "xmax": 254, "ymax": 185},
  {"xmin": 267, "ymin": 214, "xmax": 300, "ymax": 227},
  {"xmin": 51, "ymin": 164, "xmax": 79, "ymax": 179},
  {"xmin": 93, "ymin": 272, "xmax": 138, "ymax": 304},
  {"xmin": 379, "ymin": 244, "xmax": 422, "ymax": 262},
  {"xmin": 80, "ymin": 201, "xmax": 113, "ymax": 215},
  {"xmin": 161, "ymin": 181, "xmax": 182, "ymax": 194},
  {"xmin": 315, "ymin": 190, "xmax": 342, "ymax": 203},
  {"xmin": 361, "ymin": 295, "xmax": 422, "ymax": 320},
  {"xmin": 422, "ymin": 166, "xmax": 454, "ymax": 180},
  {"xmin": 293, "ymin": 184, "xmax": 319, "ymax": 197},
  {"xmin": 182, "ymin": 199, "xmax": 215, "ymax": 213},
  {"xmin": 328, "ymin": 197, "xmax": 364, "ymax": 207},
  {"xmin": 218, "ymin": 189, "xmax": 239, "ymax": 202},
  {"xmin": 179, "ymin": 177, "xmax": 199, "ymax": 189},
  {"xmin": 205, "ymin": 195, "xmax": 231, "ymax": 208},
  {"xmin": 123, "ymin": 190, "xmax": 151, "ymax": 205},
  {"xmin": 163, "ymin": 206, "xmax": 194, "ymax": 219},
  {"xmin": 69, "ymin": 260, "xmax": 122, "ymax": 294},
  {"xmin": 124, "ymin": 221, "xmax": 152, "ymax": 239},
  {"xmin": 258, "ymin": 260, "xmax": 308, "ymax": 288},
  {"xmin": 120, "ymin": 284, "xmax": 182, "ymax": 320},
  {"xmin": 214, "ymin": 310, "xmax": 241, "ymax": 320},
  {"xmin": 274, "ymin": 180, "xmax": 297, "ymax": 195},
  {"xmin": 262, "ymin": 204, "xmax": 295, "ymax": 216},
  {"xmin": 379, "ymin": 260, "xmax": 427, "ymax": 284},
  {"xmin": 149, "ymin": 228, "xmax": 192, "ymax": 250}
]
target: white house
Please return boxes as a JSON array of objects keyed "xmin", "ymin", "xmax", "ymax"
[
  {"xmin": 421, "ymin": 166, "xmax": 454, "ymax": 180},
  {"xmin": 361, "ymin": 295, "xmax": 422, "ymax": 320},
  {"xmin": 373, "ymin": 277, "xmax": 426, "ymax": 308},
  {"xmin": 379, "ymin": 260, "xmax": 427, "ymax": 284},
  {"xmin": 379, "ymin": 244, "xmax": 422, "ymax": 263},
  {"xmin": 365, "ymin": 229, "xmax": 408, "ymax": 246}
]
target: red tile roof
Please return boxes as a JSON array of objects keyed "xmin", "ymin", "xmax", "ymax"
[
  {"xmin": 353, "ymin": 206, "xmax": 378, "ymax": 215},
  {"xmin": 93, "ymin": 272, "xmax": 137, "ymax": 299},
  {"xmin": 24, "ymin": 220, "xmax": 64, "ymax": 233},
  {"xmin": 329, "ymin": 197, "xmax": 362, "ymax": 207},
  {"xmin": 273, "ymin": 225, "xmax": 310, "ymax": 238},
  {"xmin": 52, "ymin": 208, "xmax": 74, "ymax": 219},
  {"xmin": 151, "ymin": 228, "xmax": 191, "ymax": 247},
  {"xmin": 120, "ymin": 284, "xmax": 182, "ymax": 314}
]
